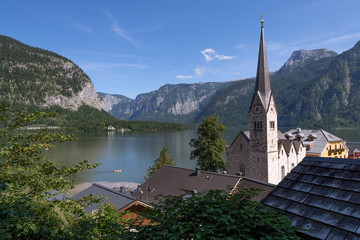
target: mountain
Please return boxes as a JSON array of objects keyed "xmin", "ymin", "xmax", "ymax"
[
  {"xmin": 278, "ymin": 49, "xmax": 337, "ymax": 73},
  {"xmin": 104, "ymin": 82, "xmax": 228, "ymax": 123},
  {"xmin": 197, "ymin": 48, "xmax": 340, "ymax": 130},
  {"xmin": 284, "ymin": 41, "xmax": 360, "ymax": 129},
  {"xmin": 103, "ymin": 47, "xmax": 345, "ymax": 129},
  {"xmin": 0, "ymin": 35, "xmax": 104, "ymax": 111},
  {"xmin": 0, "ymin": 35, "xmax": 186, "ymax": 132},
  {"xmin": 98, "ymin": 92, "xmax": 133, "ymax": 119}
]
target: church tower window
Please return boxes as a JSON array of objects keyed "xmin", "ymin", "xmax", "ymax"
[{"xmin": 270, "ymin": 121, "xmax": 275, "ymax": 130}]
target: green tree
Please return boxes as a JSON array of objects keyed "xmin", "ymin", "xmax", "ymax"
[
  {"xmin": 125, "ymin": 189, "xmax": 301, "ymax": 239},
  {"xmin": 0, "ymin": 104, "xmax": 129, "ymax": 239},
  {"xmin": 145, "ymin": 146, "xmax": 175, "ymax": 179},
  {"xmin": 190, "ymin": 116, "xmax": 226, "ymax": 172}
]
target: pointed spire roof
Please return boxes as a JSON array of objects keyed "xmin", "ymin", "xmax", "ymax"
[{"xmin": 254, "ymin": 19, "xmax": 272, "ymax": 109}]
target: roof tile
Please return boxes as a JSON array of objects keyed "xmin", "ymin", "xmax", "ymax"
[
  {"xmin": 331, "ymin": 201, "xmax": 356, "ymax": 215},
  {"xmin": 339, "ymin": 216, "xmax": 360, "ymax": 232},
  {"xmin": 339, "ymin": 181, "xmax": 360, "ymax": 192},
  {"xmin": 329, "ymin": 189, "xmax": 354, "ymax": 201},
  {"xmin": 309, "ymin": 185, "xmax": 334, "ymax": 197},
  {"xmin": 285, "ymin": 213, "xmax": 306, "ymax": 228},
  {"xmin": 282, "ymin": 190, "xmax": 309, "ymax": 203},
  {"xmin": 325, "ymin": 228, "xmax": 350, "ymax": 240},
  {"xmin": 314, "ymin": 208, "xmax": 344, "ymax": 227},
  {"xmin": 299, "ymin": 219, "xmax": 332, "ymax": 239}
]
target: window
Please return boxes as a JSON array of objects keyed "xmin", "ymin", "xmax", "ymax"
[
  {"xmin": 254, "ymin": 121, "xmax": 263, "ymax": 131},
  {"xmin": 270, "ymin": 121, "xmax": 275, "ymax": 130},
  {"xmin": 239, "ymin": 164, "xmax": 245, "ymax": 176},
  {"xmin": 281, "ymin": 166, "xmax": 285, "ymax": 179}
]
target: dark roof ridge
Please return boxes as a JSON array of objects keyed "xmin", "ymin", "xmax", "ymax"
[
  {"xmin": 241, "ymin": 176, "xmax": 276, "ymax": 188},
  {"xmin": 160, "ymin": 164, "xmax": 242, "ymax": 179},
  {"xmin": 92, "ymin": 183, "xmax": 136, "ymax": 201},
  {"xmin": 303, "ymin": 156, "xmax": 360, "ymax": 165}
]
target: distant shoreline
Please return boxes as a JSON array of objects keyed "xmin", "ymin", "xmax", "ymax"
[{"xmin": 67, "ymin": 181, "xmax": 139, "ymax": 197}]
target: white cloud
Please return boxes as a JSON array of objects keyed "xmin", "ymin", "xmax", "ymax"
[
  {"xmin": 322, "ymin": 33, "xmax": 360, "ymax": 45},
  {"xmin": 176, "ymin": 75, "xmax": 193, "ymax": 80},
  {"xmin": 82, "ymin": 62, "xmax": 147, "ymax": 71},
  {"xmin": 235, "ymin": 44, "xmax": 246, "ymax": 50},
  {"xmin": 195, "ymin": 67, "xmax": 206, "ymax": 77},
  {"xmin": 105, "ymin": 11, "xmax": 138, "ymax": 47},
  {"xmin": 201, "ymin": 48, "xmax": 234, "ymax": 61},
  {"xmin": 176, "ymin": 67, "xmax": 207, "ymax": 80},
  {"xmin": 74, "ymin": 23, "xmax": 93, "ymax": 34},
  {"xmin": 201, "ymin": 48, "xmax": 216, "ymax": 61}
]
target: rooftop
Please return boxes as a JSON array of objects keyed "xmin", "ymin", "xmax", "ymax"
[
  {"xmin": 71, "ymin": 183, "xmax": 138, "ymax": 213},
  {"xmin": 133, "ymin": 165, "xmax": 274, "ymax": 204},
  {"xmin": 261, "ymin": 156, "xmax": 360, "ymax": 239}
]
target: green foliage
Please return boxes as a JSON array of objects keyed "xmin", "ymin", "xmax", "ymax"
[
  {"xmin": 190, "ymin": 116, "xmax": 226, "ymax": 172},
  {"xmin": 145, "ymin": 146, "xmax": 175, "ymax": 179},
  {"xmin": 125, "ymin": 189, "xmax": 301, "ymax": 240},
  {"xmin": 0, "ymin": 103, "xmax": 129, "ymax": 239},
  {"xmin": 2, "ymin": 103, "xmax": 187, "ymax": 133}
]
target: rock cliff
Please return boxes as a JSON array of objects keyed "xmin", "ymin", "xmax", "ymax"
[{"xmin": 0, "ymin": 35, "xmax": 104, "ymax": 111}]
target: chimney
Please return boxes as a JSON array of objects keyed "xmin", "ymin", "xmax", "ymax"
[
  {"xmin": 296, "ymin": 128, "xmax": 301, "ymax": 133},
  {"xmin": 196, "ymin": 167, "xmax": 201, "ymax": 176}
]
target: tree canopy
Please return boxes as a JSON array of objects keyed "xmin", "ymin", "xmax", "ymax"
[
  {"xmin": 189, "ymin": 116, "xmax": 226, "ymax": 172},
  {"xmin": 125, "ymin": 188, "xmax": 301, "ymax": 240},
  {"xmin": 145, "ymin": 146, "xmax": 175, "ymax": 179},
  {"xmin": 0, "ymin": 104, "xmax": 129, "ymax": 239}
]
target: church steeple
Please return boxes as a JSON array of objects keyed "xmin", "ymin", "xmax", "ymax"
[{"xmin": 253, "ymin": 18, "xmax": 272, "ymax": 110}]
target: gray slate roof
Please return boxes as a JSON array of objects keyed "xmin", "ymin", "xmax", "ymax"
[
  {"xmin": 261, "ymin": 156, "xmax": 360, "ymax": 239},
  {"xmin": 284, "ymin": 129, "xmax": 345, "ymax": 156},
  {"xmin": 133, "ymin": 165, "xmax": 274, "ymax": 204},
  {"xmin": 347, "ymin": 142, "xmax": 360, "ymax": 154},
  {"xmin": 71, "ymin": 183, "xmax": 136, "ymax": 213}
]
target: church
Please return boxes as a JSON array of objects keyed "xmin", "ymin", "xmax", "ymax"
[{"xmin": 225, "ymin": 19, "xmax": 306, "ymax": 185}]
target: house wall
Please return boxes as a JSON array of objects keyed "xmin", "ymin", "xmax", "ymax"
[
  {"xmin": 321, "ymin": 142, "xmax": 348, "ymax": 158},
  {"xmin": 297, "ymin": 145, "xmax": 307, "ymax": 164},
  {"xmin": 225, "ymin": 134, "xmax": 250, "ymax": 175}
]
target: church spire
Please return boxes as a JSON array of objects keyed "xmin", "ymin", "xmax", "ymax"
[{"xmin": 254, "ymin": 17, "xmax": 271, "ymax": 109}]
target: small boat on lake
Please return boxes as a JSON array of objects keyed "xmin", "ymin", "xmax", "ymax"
[{"xmin": 113, "ymin": 169, "xmax": 122, "ymax": 173}]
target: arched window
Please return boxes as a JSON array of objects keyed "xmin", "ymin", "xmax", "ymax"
[
  {"xmin": 239, "ymin": 164, "xmax": 245, "ymax": 176},
  {"xmin": 291, "ymin": 163, "xmax": 295, "ymax": 170},
  {"xmin": 281, "ymin": 166, "xmax": 285, "ymax": 179}
]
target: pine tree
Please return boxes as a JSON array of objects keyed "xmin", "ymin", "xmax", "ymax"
[
  {"xmin": 190, "ymin": 116, "xmax": 226, "ymax": 172},
  {"xmin": 145, "ymin": 146, "xmax": 175, "ymax": 179}
]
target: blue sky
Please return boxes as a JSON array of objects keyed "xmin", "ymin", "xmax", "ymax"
[{"xmin": 2, "ymin": 0, "xmax": 360, "ymax": 99}]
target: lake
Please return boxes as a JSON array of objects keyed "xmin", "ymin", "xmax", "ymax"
[{"xmin": 45, "ymin": 128, "xmax": 360, "ymax": 185}]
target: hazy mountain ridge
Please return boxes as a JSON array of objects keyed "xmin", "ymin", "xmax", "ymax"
[
  {"xmin": 103, "ymin": 47, "xmax": 347, "ymax": 129},
  {"xmin": 0, "ymin": 35, "xmax": 104, "ymax": 111},
  {"xmin": 104, "ymin": 82, "xmax": 228, "ymax": 123}
]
